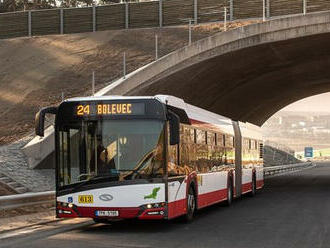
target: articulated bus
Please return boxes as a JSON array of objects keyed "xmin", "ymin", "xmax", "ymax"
[{"xmin": 35, "ymin": 95, "xmax": 263, "ymax": 222}]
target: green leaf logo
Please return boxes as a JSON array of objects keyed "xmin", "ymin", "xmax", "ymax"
[{"xmin": 144, "ymin": 187, "xmax": 160, "ymax": 200}]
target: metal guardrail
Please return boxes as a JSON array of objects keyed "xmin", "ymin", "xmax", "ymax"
[
  {"xmin": 264, "ymin": 162, "xmax": 313, "ymax": 177},
  {"xmin": 0, "ymin": 191, "xmax": 55, "ymax": 210},
  {"xmin": 0, "ymin": 163, "xmax": 313, "ymax": 211}
]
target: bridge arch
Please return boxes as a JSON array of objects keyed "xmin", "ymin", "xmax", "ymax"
[{"xmin": 97, "ymin": 11, "xmax": 330, "ymax": 125}]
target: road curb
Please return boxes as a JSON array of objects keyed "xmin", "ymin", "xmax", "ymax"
[{"xmin": 0, "ymin": 217, "xmax": 62, "ymax": 236}]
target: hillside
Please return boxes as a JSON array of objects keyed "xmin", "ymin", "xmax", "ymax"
[{"xmin": 0, "ymin": 21, "xmax": 258, "ymax": 145}]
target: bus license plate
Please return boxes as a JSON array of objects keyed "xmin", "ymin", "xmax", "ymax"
[
  {"xmin": 95, "ymin": 211, "xmax": 119, "ymax": 217},
  {"xmin": 78, "ymin": 195, "xmax": 93, "ymax": 204}
]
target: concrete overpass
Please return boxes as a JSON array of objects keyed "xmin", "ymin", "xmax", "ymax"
[
  {"xmin": 97, "ymin": 11, "xmax": 330, "ymax": 126},
  {"xmin": 24, "ymin": 11, "xmax": 330, "ymax": 168}
]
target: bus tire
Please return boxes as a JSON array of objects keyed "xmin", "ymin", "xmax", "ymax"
[
  {"xmin": 249, "ymin": 174, "xmax": 257, "ymax": 197},
  {"xmin": 225, "ymin": 178, "xmax": 233, "ymax": 206},
  {"xmin": 185, "ymin": 186, "xmax": 196, "ymax": 222}
]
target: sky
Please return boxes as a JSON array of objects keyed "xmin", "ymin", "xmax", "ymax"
[{"xmin": 281, "ymin": 92, "xmax": 330, "ymax": 113}]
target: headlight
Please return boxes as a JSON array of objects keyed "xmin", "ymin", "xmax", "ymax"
[
  {"xmin": 142, "ymin": 202, "xmax": 166, "ymax": 209},
  {"xmin": 57, "ymin": 201, "xmax": 75, "ymax": 208}
]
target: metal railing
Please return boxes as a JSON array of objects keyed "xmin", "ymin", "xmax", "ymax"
[
  {"xmin": 0, "ymin": 191, "xmax": 54, "ymax": 210},
  {"xmin": 264, "ymin": 162, "xmax": 312, "ymax": 177}
]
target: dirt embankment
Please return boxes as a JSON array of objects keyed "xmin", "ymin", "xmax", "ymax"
[{"xmin": 0, "ymin": 21, "xmax": 258, "ymax": 145}]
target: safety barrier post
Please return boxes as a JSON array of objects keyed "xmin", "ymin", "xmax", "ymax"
[
  {"xmin": 155, "ymin": 34, "xmax": 158, "ymax": 60},
  {"xmin": 159, "ymin": 0, "xmax": 163, "ymax": 27},
  {"xmin": 28, "ymin": 11, "xmax": 32, "ymax": 37},
  {"xmin": 263, "ymin": 0, "xmax": 266, "ymax": 21},
  {"xmin": 229, "ymin": 0, "xmax": 233, "ymax": 21},
  {"xmin": 92, "ymin": 6, "xmax": 96, "ymax": 32},
  {"xmin": 224, "ymin": 7, "xmax": 227, "ymax": 31},
  {"xmin": 125, "ymin": 3, "xmax": 129, "ymax": 29},
  {"xmin": 266, "ymin": 0, "xmax": 270, "ymax": 18},
  {"xmin": 188, "ymin": 19, "xmax": 192, "ymax": 45},
  {"xmin": 60, "ymin": 9, "xmax": 64, "ymax": 34},
  {"xmin": 123, "ymin": 52, "xmax": 126, "ymax": 79},
  {"xmin": 92, "ymin": 71, "xmax": 95, "ymax": 96},
  {"xmin": 194, "ymin": 0, "xmax": 198, "ymax": 24}
]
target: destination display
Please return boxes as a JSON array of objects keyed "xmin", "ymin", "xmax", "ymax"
[{"xmin": 75, "ymin": 102, "xmax": 145, "ymax": 117}]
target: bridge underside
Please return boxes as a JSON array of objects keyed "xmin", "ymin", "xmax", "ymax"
[{"xmin": 130, "ymin": 33, "xmax": 330, "ymax": 126}]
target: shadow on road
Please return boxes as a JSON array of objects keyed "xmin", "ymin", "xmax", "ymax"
[{"xmin": 81, "ymin": 193, "xmax": 258, "ymax": 234}]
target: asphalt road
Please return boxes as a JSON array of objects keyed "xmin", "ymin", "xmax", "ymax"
[{"xmin": 2, "ymin": 162, "xmax": 330, "ymax": 248}]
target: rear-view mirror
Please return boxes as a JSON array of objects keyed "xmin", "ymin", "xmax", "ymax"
[{"xmin": 35, "ymin": 107, "xmax": 58, "ymax": 137}]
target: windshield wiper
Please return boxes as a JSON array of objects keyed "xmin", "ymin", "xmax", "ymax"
[
  {"xmin": 71, "ymin": 174, "xmax": 118, "ymax": 192},
  {"xmin": 117, "ymin": 169, "xmax": 143, "ymax": 178},
  {"xmin": 118, "ymin": 149, "xmax": 156, "ymax": 178}
]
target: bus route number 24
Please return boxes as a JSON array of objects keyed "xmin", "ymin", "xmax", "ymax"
[{"xmin": 76, "ymin": 105, "xmax": 90, "ymax": 116}]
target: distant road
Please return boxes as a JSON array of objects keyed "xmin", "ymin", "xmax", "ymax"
[{"xmin": 2, "ymin": 162, "xmax": 330, "ymax": 248}]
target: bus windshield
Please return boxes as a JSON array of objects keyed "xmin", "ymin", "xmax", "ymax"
[{"xmin": 57, "ymin": 119, "xmax": 165, "ymax": 187}]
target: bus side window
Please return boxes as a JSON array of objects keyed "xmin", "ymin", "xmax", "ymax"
[
  {"xmin": 168, "ymin": 124, "xmax": 179, "ymax": 175},
  {"xmin": 168, "ymin": 142, "xmax": 178, "ymax": 165},
  {"xmin": 196, "ymin": 129, "xmax": 206, "ymax": 144}
]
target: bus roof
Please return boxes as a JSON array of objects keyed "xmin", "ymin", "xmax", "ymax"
[
  {"xmin": 64, "ymin": 96, "xmax": 156, "ymax": 102},
  {"xmin": 155, "ymin": 95, "xmax": 262, "ymax": 139}
]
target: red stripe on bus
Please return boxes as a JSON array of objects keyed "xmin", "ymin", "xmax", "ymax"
[
  {"xmin": 168, "ymin": 199, "xmax": 186, "ymax": 219},
  {"xmin": 167, "ymin": 180, "xmax": 265, "ymax": 218},
  {"xmin": 58, "ymin": 206, "xmax": 140, "ymax": 219},
  {"xmin": 197, "ymin": 188, "xmax": 228, "ymax": 209},
  {"xmin": 242, "ymin": 182, "xmax": 252, "ymax": 193},
  {"xmin": 256, "ymin": 179, "xmax": 264, "ymax": 189}
]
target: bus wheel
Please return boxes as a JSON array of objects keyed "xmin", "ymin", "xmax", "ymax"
[
  {"xmin": 185, "ymin": 187, "xmax": 196, "ymax": 222},
  {"xmin": 225, "ymin": 178, "xmax": 233, "ymax": 206},
  {"xmin": 249, "ymin": 175, "xmax": 257, "ymax": 197}
]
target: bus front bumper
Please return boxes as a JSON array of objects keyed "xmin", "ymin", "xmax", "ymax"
[{"xmin": 56, "ymin": 203, "xmax": 166, "ymax": 220}]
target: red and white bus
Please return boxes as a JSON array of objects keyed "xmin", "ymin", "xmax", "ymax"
[{"xmin": 35, "ymin": 95, "xmax": 263, "ymax": 222}]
